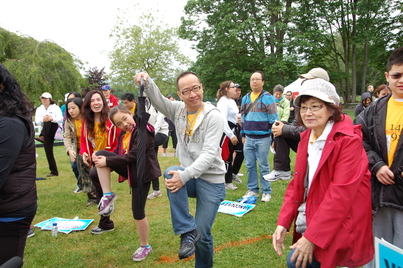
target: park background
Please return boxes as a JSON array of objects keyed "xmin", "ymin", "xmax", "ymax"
[
  {"xmin": 1, "ymin": 0, "xmax": 403, "ymax": 108},
  {"xmin": 1, "ymin": 1, "xmax": 399, "ymax": 265}
]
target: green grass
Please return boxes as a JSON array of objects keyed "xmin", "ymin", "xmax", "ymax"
[
  {"xmin": 28, "ymin": 111, "xmax": 358, "ymax": 268},
  {"xmin": 28, "ymin": 144, "xmax": 294, "ymax": 267}
]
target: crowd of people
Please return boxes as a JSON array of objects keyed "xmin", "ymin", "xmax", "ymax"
[{"xmin": 1, "ymin": 46, "xmax": 403, "ymax": 267}]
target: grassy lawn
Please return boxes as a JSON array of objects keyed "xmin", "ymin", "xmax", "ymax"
[{"xmin": 27, "ymin": 110, "xmax": 356, "ymax": 267}]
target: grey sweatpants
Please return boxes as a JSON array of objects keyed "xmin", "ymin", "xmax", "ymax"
[{"xmin": 364, "ymin": 206, "xmax": 403, "ymax": 268}]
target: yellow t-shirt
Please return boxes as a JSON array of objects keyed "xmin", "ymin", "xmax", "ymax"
[
  {"xmin": 74, "ymin": 119, "xmax": 82, "ymax": 149},
  {"xmin": 93, "ymin": 122, "xmax": 108, "ymax": 151},
  {"xmin": 122, "ymin": 131, "xmax": 131, "ymax": 154},
  {"xmin": 129, "ymin": 103, "xmax": 136, "ymax": 115},
  {"xmin": 186, "ymin": 106, "xmax": 204, "ymax": 136},
  {"xmin": 250, "ymin": 91, "xmax": 262, "ymax": 103},
  {"xmin": 386, "ymin": 96, "xmax": 403, "ymax": 166}
]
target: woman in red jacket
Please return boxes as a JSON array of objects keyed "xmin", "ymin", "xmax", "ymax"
[
  {"xmin": 272, "ymin": 78, "xmax": 373, "ymax": 268},
  {"xmin": 80, "ymin": 90, "xmax": 120, "ymax": 234}
]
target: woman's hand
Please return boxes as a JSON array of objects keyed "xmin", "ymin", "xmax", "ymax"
[
  {"xmin": 376, "ymin": 165, "xmax": 395, "ymax": 185},
  {"xmin": 165, "ymin": 170, "xmax": 184, "ymax": 193},
  {"xmin": 92, "ymin": 155, "xmax": 106, "ymax": 168},
  {"xmin": 272, "ymin": 120, "xmax": 284, "ymax": 137},
  {"xmin": 290, "ymin": 236, "xmax": 315, "ymax": 268},
  {"xmin": 230, "ymin": 136, "xmax": 238, "ymax": 145},
  {"xmin": 69, "ymin": 150, "xmax": 76, "ymax": 162},
  {"xmin": 272, "ymin": 225, "xmax": 288, "ymax": 256},
  {"xmin": 82, "ymin": 153, "xmax": 90, "ymax": 166}
]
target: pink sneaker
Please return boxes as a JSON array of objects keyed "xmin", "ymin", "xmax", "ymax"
[
  {"xmin": 98, "ymin": 193, "xmax": 117, "ymax": 216},
  {"xmin": 132, "ymin": 245, "xmax": 153, "ymax": 261}
]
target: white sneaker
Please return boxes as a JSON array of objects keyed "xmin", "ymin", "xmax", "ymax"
[
  {"xmin": 225, "ymin": 183, "xmax": 238, "ymax": 190},
  {"xmin": 162, "ymin": 153, "xmax": 167, "ymax": 157},
  {"xmin": 147, "ymin": 190, "xmax": 162, "ymax": 200},
  {"xmin": 242, "ymin": 190, "xmax": 259, "ymax": 198},
  {"xmin": 232, "ymin": 174, "xmax": 242, "ymax": 184},
  {"xmin": 263, "ymin": 170, "xmax": 291, "ymax": 182},
  {"xmin": 261, "ymin": 193, "xmax": 272, "ymax": 202},
  {"xmin": 237, "ymin": 173, "xmax": 244, "ymax": 177}
]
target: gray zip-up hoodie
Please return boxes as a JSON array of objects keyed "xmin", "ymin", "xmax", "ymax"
[{"xmin": 144, "ymin": 79, "xmax": 225, "ymax": 185}]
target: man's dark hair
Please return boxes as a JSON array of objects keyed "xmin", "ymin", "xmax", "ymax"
[
  {"xmin": 122, "ymin": 92, "xmax": 135, "ymax": 102},
  {"xmin": 386, "ymin": 47, "xmax": 403, "ymax": 72},
  {"xmin": 176, "ymin": 71, "xmax": 201, "ymax": 89},
  {"xmin": 254, "ymin": 70, "xmax": 266, "ymax": 81}
]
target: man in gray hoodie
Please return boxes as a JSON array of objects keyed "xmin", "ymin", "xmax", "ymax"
[{"xmin": 134, "ymin": 71, "xmax": 226, "ymax": 267}]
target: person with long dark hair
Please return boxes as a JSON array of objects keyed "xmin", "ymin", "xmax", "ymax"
[
  {"xmin": 35, "ymin": 92, "xmax": 63, "ymax": 177},
  {"xmin": 0, "ymin": 64, "xmax": 37, "ymax": 265},
  {"xmin": 80, "ymin": 90, "xmax": 120, "ymax": 234},
  {"xmin": 216, "ymin": 80, "xmax": 241, "ymax": 190},
  {"xmin": 64, "ymin": 97, "xmax": 97, "ymax": 206}
]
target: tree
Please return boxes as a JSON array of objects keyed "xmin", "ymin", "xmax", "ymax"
[
  {"xmin": 108, "ymin": 10, "xmax": 191, "ymax": 96},
  {"xmin": 286, "ymin": 0, "xmax": 403, "ymax": 102},
  {"xmin": 0, "ymin": 28, "xmax": 84, "ymax": 107},
  {"xmin": 81, "ymin": 67, "xmax": 108, "ymax": 97},
  {"xmin": 179, "ymin": 0, "xmax": 298, "ymax": 97}
]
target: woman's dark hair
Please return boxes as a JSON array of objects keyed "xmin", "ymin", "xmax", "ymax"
[
  {"xmin": 295, "ymin": 96, "xmax": 344, "ymax": 127},
  {"xmin": 66, "ymin": 97, "xmax": 83, "ymax": 120},
  {"xmin": 373, "ymin": 84, "xmax": 391, "ymax": 98},
  {"xmin": 109, "ymin": 105, "xmax": 132, "ymax": 125},
  {"xmin": 82, "ymin": 90, "xmax": 109, "ymax": 137},
  {"xmin": 0, "ymin": 64, "xmax": 32, "ymax": 117},
  {"xmin": 68, "ymin": 91, "xmax": 82, "ymax": 99},
  {"xmin": 216, "ymin": 81, "xmax": 233, "ymax": 101}
]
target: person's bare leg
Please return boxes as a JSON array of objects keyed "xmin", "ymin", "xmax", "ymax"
[
  {"xmin": 96, "ymin": 166, "xmax": 112, "ymax": 194},
  {"xmin": 136, "ymin": 217, "xmax": 149, "ymax": 246}
]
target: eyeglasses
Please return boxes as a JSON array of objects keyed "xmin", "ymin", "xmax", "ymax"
[
  {"xmin": 181, "ymin": 85, "xmax": 201, "ymax": 96},
  {"xmin": 229, "ymin": 86, "xmax": 236, "ymax": 88},
  {"xmin": 250, "ymin": 78, "xmax": 262, "ymax": 82},
  {"xmin": 300, "ymin": 104, "xmax": 325, "ymax": 113},
  {"xmin": 389, "ymin": 73, "xmax": 403, "ymax": 79}
]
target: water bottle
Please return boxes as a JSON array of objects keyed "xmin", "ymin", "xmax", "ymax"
[{"xmin": 52, "ymin": 222, "xmax": 58, "ymax": 237}]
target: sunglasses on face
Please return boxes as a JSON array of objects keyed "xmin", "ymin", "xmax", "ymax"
[{"xmin": 389, "ymin": 73, "xmax": 403, "ymax": 80}]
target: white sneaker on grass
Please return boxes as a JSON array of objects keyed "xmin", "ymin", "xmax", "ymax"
[
  {"xmin": 147, "ymin": 190, "xmax": 162, "ymax": 200},
  {"xmin": 263, "ymin": 170, "xmax": 291, "ymax": 182},
  {"xmin": 242, "ymin": 190, "xmax": 259, "ymax": 198},
  {"xmin": 261, "ymin": 193, "xmax": 272, "ymax": 202},
  {"xmin": 225, "ymin": 183, "xmax": 238, "ymax": 190},
  {"xmin": 232, "ymin": 174, "xmax": 242, "ymax": 184}
]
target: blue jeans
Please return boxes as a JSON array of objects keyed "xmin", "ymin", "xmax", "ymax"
[
  {"xmin": 287, "ymin": 249, "xmax": 321, "ymax": 268},
  {"xmin": 243, "ymin": 136, "xmax": 272, "ymax": 194},
  {"xmin": 164, "ymin": 165, "xmax": 226, "ymax": 268}
]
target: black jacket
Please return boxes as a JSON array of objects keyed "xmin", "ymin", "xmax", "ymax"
[
  {"xmin": 0, "ymin": 115, "xmax": 37, "ymax": 217},
  {"xmin": 354, "ymin": 94, "xmax": 403, "ymax": 213}
]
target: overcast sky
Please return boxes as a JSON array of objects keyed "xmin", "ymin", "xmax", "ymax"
[{"xmin": 0, "ymin": 0, "xmax": 196, "ymax": 73}]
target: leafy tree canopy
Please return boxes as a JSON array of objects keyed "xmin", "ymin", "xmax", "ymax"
[
  {"xmin": 0, "ymin": 27, "xmax": 85, "ymax": 107},
  {"xmin": 108, "ymin": 8, "xmax": 192, "ymax": 97}
]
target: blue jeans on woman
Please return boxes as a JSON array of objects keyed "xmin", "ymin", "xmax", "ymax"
[
  {"xmin": 287, "ymin": 249, "xmax": 321, "ymax": 268},
  {"xmin": 164, "ymin": 165, "xmax": 226, "ymax": 268},
  {"xmin": 243, "ymin": 136, "xmax": 272, "ymax": 194}
]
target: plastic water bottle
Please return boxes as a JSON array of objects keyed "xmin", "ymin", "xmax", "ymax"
[{"xmin": 52, "ymin": 222, "xmax": 58, "ymax": 237}]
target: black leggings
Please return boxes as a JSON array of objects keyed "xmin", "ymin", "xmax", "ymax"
[{"xmin": 89, "ymin": 150, "xmax": 150, "ymax": 221}]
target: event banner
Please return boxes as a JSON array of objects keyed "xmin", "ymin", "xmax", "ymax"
[
  {"xmin": 218, "ymin": 200, "xmax": 255, "ymax": 217},
  {"xmin": 375, "ymin": 237, "xmax": 403, "ymax": 268}
]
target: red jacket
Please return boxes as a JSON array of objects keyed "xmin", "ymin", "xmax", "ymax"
[
  {"xmin": 108, "ymin": 93, "xmax": 120, "ymax": 108},
  {"xmin": 277, "ymin": 115, "xmax": 374, "ymax": 268},
  {"xmin": 80, "ymin": 118, "xmax": 120, "ymax": 166}
]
